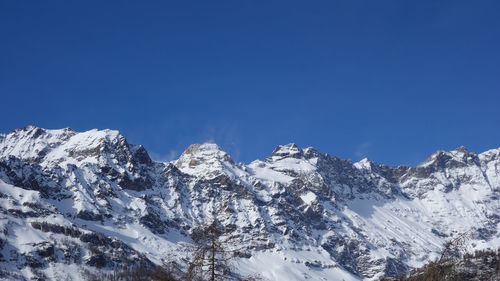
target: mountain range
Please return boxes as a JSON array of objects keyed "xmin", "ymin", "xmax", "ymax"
[{"xmin": 0, "ymin": 126, "xmax": 498, "ymax": 280}]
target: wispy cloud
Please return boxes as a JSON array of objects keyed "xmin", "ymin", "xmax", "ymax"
[
  {"xmin": 149, "ymin": 122, "xmax": 242, "ymax": 163},
  {"xmin": 149, "ymin": 149, "xmax": 180, "ymax": 162},
  {"xmin": 354, "ymin": 142, "xmax": 372, "ymax": 160},
  {"xmin": 200, "ymin": 123, "xmax": 241, "ymax": 162}
]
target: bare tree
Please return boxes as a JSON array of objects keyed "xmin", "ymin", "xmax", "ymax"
[
  {"xmin": 438, "ymin": 230, "xmax": 472, "ymax": 262},
  {"xmin": 180, "ymin": 180, "xmax": 259, "ymax": 281},
  {"xmin": 184, "ymin": 220, "xmax": 235, "ymax": 281}
]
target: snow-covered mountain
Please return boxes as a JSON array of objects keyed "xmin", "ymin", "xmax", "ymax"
[{"xmin": 0, "ymin": 126, "xmax": 498, "ymax": 280}]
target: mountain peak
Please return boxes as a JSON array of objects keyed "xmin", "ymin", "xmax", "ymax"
[
  {"xmin": 454, "ymin": 146, "xmax": 469, "ymax": 153},
  {"xmin": 174, "ymin": 143, "xmax": 236, "ymax": 178},
  {"xmin": 178, "ymin": 143, "xmax": 232, "ymax": 161},
  {"xmin": 11, "ymin": 125, "xmax": 47, "ymax": 138},
  {"xmin": 0, "ymin": 127, "xmax": 130, "ymax": 166},
  {"xmin": 271, "ymin": 143, "xmax": 303, "ymax": 158},
  {"xmin": 419, "ymin": 146, "xmax": 477, "ymax": 169},
  {"xmin": 182, "ymin": 143, "xmax": 223, "ymax": 154},
  {"xmin": 11, "ymin": 125, "xmax": 75, "ymax": 136}
]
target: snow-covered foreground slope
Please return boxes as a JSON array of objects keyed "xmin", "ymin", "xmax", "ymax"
[{"xmin": 0, "ymin": 126, "xmax": 498, "ymax": 280}]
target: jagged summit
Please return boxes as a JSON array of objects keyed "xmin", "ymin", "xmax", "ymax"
[
  {"xmin": 270, "ymin": 143, "xmax": 322, "ymax": 161},
  {"xmin": 354, "ymin": 157, "xmax": 373, "ymax": 169},
  {"xmin": 455, "ymin": 145, "xmax": 469, "ymax": 153},
  {"xmin": 176, "ymin": 143, "xmax": 233, "ymax": 165},
  {"xmin": 3, "ymin": 126, "xmax": 495, "ymax": 171},
  {"xmin": 174, "ymin": 143, "xmax": 239, "ymax": 179},
  {"xmin": 0, "ymin": 126, "xmax": 141, "ymax": 168},
  {"xmin": 271, "ymin": 143, "xmax": 302, "ymax": 157},
  {"xmin": 418, "ymin": 146, "xmax": 479, "ymax": 169},
  {"xmin": 8, "ymin": 125, "xmax": 76, "ymax": 138}
]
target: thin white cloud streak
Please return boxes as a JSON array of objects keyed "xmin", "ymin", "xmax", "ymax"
[
  {"xmin": 354, "ymin": 142, "xmax": 372, "ymax": 160},
  {"xmin": 149, "ymin": 149, "xmax": 180, "ymax": 162}
]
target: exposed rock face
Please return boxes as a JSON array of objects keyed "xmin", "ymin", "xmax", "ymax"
[{"xmin": 0, "ymin": 126, "xmax": 498, "ymax": 281}]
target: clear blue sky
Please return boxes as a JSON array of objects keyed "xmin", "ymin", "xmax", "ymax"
[{"xmin": 1, "ymin": 1, "xmax": 499, "ymax": 165}]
